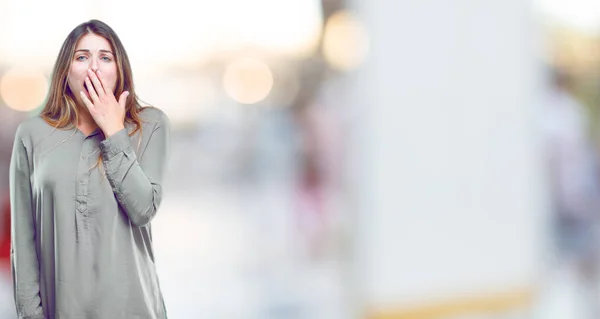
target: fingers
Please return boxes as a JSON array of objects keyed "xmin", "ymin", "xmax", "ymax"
[
  {"xmin": 79, "ymin": 91, "xmax": 95, "ymax": 112},
  {"xmin": 87, "ymin": 69, "xmax": 106, "ymax": 97},
  {"xmin": 118, "ymin": 91, "xmax": 130, "ymax": 109},
  {"xmin": 84, "ymin": 76, "xmax": 99, "ymax": 102}
]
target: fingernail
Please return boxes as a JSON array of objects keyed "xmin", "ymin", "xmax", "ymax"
[{"xmin": 97, "ymin": 70, "xmax": 101, "ymax": 75}]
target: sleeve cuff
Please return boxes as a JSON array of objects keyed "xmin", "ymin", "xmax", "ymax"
[{"xmin": 99, "ymin": 129, "xmax": 132, "ymax": 160}]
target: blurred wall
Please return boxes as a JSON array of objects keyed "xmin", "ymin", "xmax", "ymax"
[{"xmin": 348, "ymin": 0, "xmax": 550, "ymax": 316}]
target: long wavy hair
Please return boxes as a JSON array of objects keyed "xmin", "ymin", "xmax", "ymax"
[{"xmin": 41, "ymin": 19, "xmax": 145, "ymax": 135}]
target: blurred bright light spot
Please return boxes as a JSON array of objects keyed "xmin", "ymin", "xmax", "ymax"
[
  {"xmin": 223, "ymin": 57, "xmax": 273, "ymax": 104},
  {"xmin": 535, "ymin": 0, "xmax": 600, "ymax": 33},
  {"xmin": 0, "ymin": 0, "xmax": 90, "ymax": 65},
  {"xmin": 227, "ymin": 0, "xmax": 323, "ymax": 58},
  {"xmin": 0, "ymin": 0, "xmax": 323, "ymax": 66},
  {"xmin": 322, "ymin": 11, "xmax": 370, "ymax": 72},
  {"xmin": 0, "ymin": 67, "xmax": 48, "ymax": 112}
]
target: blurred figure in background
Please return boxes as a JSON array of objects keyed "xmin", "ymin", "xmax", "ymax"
[
  {"xmin": 0, "ymin": 193, "xmax": 10, "ymax": 273},
  {"xmin": 292, "ymin": 76, "xmax": 347, "ymax": 263},
  {"xmin": 0, "ymin": 105, "xmax": 22, "ymax": 319},
  {"xmin": 0, "ymin": 193, "xmax": 12, "ymax": 318},
  {"xmin": 542, "ymin": 68, "xmax": 600, "ymax": 318},
  {"xmin": 294, "ymin": 103, "xmax": 329, "ymax": 261}
]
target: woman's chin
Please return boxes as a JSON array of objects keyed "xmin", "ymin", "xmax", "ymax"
[{"xmin": 74, "ymin": 91, "xmax": 90, "ymax": 106}]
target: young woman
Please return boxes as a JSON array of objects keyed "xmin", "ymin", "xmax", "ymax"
[{"xmin": 10, "ymin": 19, "xmax": 170, "ymax": 319}]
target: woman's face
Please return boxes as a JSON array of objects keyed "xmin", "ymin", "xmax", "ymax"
[{"xmin": 68, "ymin": 33, "xmax": 118, "ymax": 104}]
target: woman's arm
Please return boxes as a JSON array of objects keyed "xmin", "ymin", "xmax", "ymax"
[
  {"xmin": 99, "ymin": 111, "xmax": 171, "ymax": 227},
  {"xmin": 10, "ymin": 127, "xmax": 45, "ymax": 319}
]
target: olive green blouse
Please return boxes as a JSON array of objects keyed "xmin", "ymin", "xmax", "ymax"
[{"xmin": 10, "ymin": 107, "xmax": 170, "ymax": 319}]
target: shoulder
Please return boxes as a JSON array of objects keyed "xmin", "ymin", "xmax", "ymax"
[
  {"xmin": 139, "ymin": 106, "xmax": 170, "ymax": 128},
  {"xmin": 15, "ymin": 116, "xmax": 48, "ymax": 135},
  {"xmin": 14, "ymin": 116, "xmax": 53, "ymax": 146}
]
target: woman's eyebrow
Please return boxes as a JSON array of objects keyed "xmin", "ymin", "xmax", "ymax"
[{"xmin": 74, "ymin": 49, "xmax": 114, "ymax": 55}]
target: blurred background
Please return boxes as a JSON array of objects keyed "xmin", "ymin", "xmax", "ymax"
[{"xmin": 2, "ymin": 0, "xmax": 600, "ymax": 318}]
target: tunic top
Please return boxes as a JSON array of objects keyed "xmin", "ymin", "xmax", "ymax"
[{"xmin": 10, "ymin": 107, "xmax": 170, "ymax": 319}]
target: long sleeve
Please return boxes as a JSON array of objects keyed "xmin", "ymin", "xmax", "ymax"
[
  {"xmin": 10, "ymin": 130, "xmax": 45, "ymax": 319},
  {"xmin": 99, "ymin": 113, "xmax": 171, "ymax": 227}
]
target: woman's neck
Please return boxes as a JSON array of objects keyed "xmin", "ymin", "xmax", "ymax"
[{"xmin": 76, "ymin": 107, "xmax": 99, "ymax": 134}]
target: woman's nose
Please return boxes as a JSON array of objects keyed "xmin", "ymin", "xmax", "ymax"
[{"xmin": 90, "ymin": 59, "xmax": 99, "ymax": 72}]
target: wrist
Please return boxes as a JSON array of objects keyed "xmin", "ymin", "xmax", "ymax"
[{"xmin": 104, "ymin": 125, "xmax": 125, "ymax": 137}]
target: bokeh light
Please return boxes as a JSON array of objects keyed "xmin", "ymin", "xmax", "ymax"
[
  {"xmin": 322, "ymin": 10, "xmax": 370, "ymax": 72},
  {"xmin": 0, "ymin": 67, "xmax": 48, "ymax": 112},
  {"xmin": 223, "ymin": 57, "xmax": 274, "ymax": 104}
]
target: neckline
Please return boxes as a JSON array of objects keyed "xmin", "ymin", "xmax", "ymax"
[{"xmin": 76, "ymin": 126, "xmax": 103, "ymax": 138}]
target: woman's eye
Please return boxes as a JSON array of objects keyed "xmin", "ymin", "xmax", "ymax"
[
  {"xmin": 102, "ymin": 56, "xmax": 112, "ymax": 62},
  {"xmin": 76, "ymin": 56, "xmax": 87, "ymax": 61}
]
